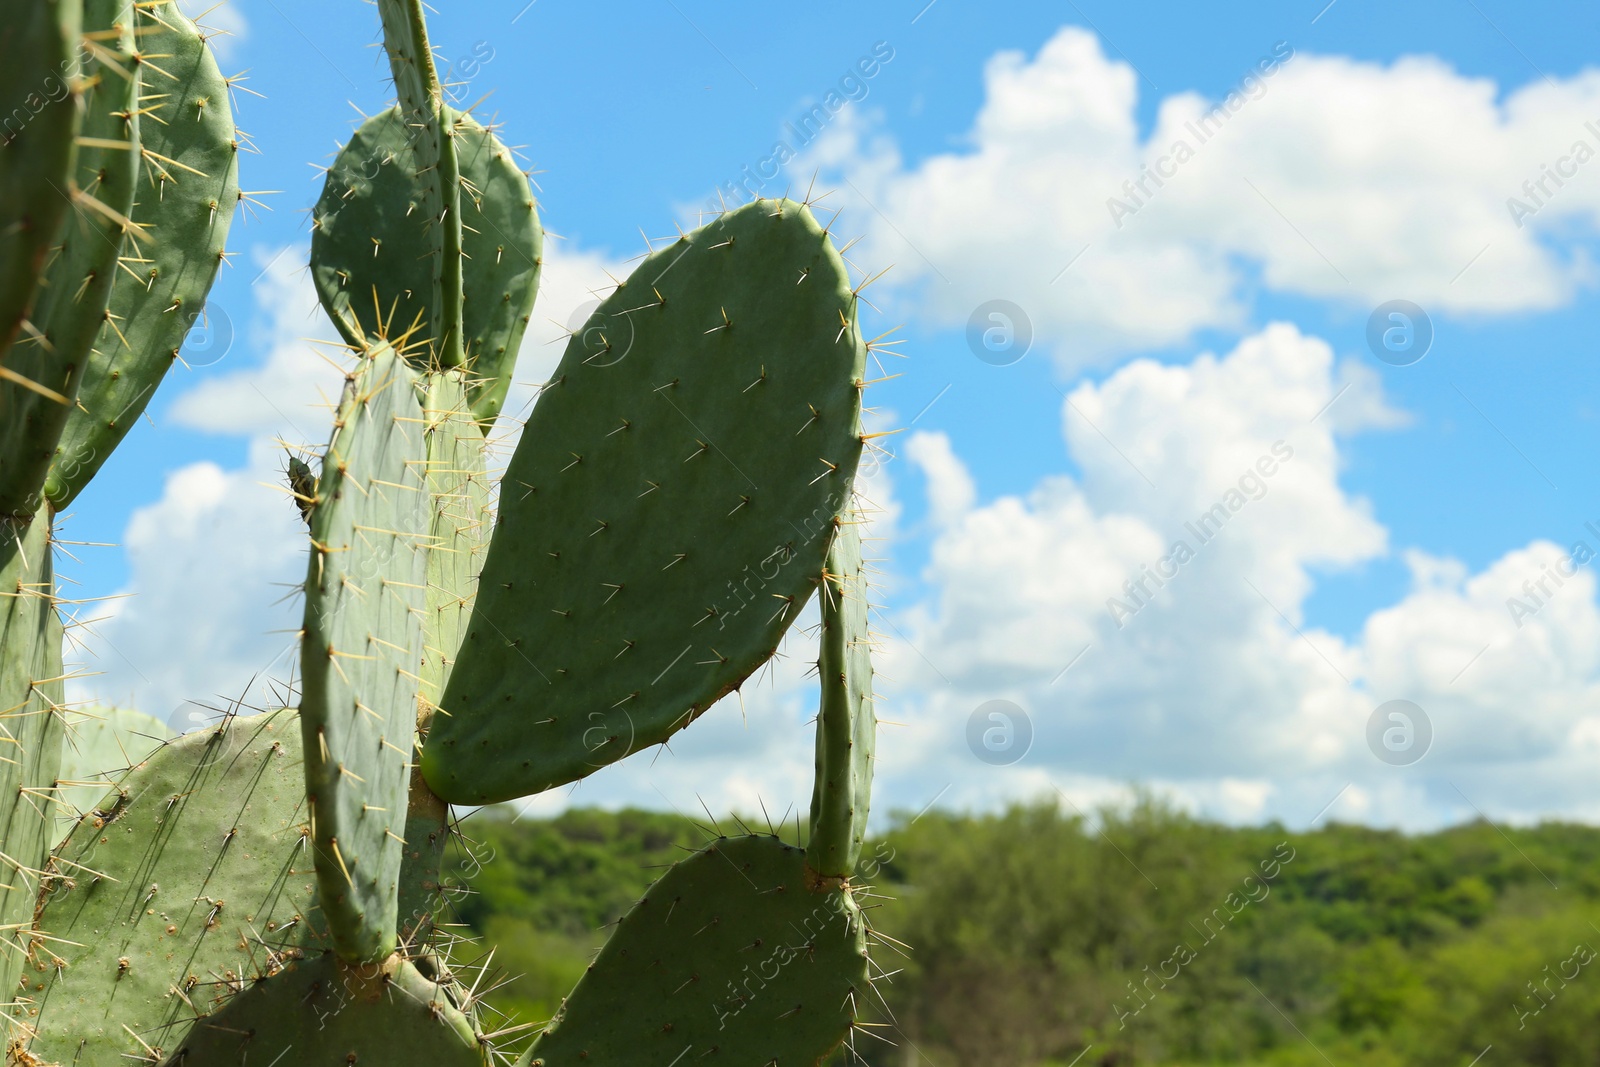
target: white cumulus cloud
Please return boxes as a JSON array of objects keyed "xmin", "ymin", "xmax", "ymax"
[
  {"xmin": 801, "ymin": 26, "xmax": 1600, "ymax": 369},
  {"xmin": 862, "ymin": 322, "xmax": 1600, "ymax": 829}
]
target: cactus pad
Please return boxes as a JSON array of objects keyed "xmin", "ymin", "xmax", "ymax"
[
  {"xmin": 419, "ymin": 371, "xmax": 490, "ymax": 715},
  {"xmin": 396, "ymin": 763, "xmax": 451, "ymax": 949},
  {"xmin": 53, "ymin": 705, "xmax": 173, "ymax": 842},
  {"xmin": 525, "ymin": 834, "xmax": 869, "ymax": 1065},
  {"xmin": 299, "ymin": 343, "xmax": 429, "ymax": 962},
  {"xmin": 45, "ymin": 0, "xmax": 240, "ymax": 509},
  {"xmin": 0, "ymin": 0, "xmax": 81, "ymax": 360},
  {"xmin": 0, "ymin": 0, "xmax": 140, "ymax": 517},
  {"xmin": 807, "ymin": 515, "xmax": 877, "ymax": 879},
  {"xmin": 423, "ymin": 198, "xmax": 865, "ymax": 805},
  {"xmin": 24, "ymin": 709, "xmax": 326, "ymax": 1065},
  {"xmin": 311, "ymin": 106, "xmax": 541, "ymax": 424},
  {"xmin": 161, "ymin": 951, "xmax": 484, "ymax": 1064},
  {"xmin": 0, "ymin": 509, "xmax": 64, "ymax": 1020}
]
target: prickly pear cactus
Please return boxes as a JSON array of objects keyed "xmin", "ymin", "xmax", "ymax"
[
  {"xmin": 0, "ymin": 0, "xmax": 245, "ymax": 1053},
  {"xmin": 524, "ymin": 835, "xmax": 871, "ymax": 1064},
  {"xmin": 52, "ymin": 705, "xmax": 173, "ymax": 843},
  {"xmin": 0, "ymin": 508, "xmax": 64, "ymax": 1010},
  {"xmin": 0, "ymin": 0, "xmax": 138, "ymax": 519},
  {"xmin": 420, "ymin": 196, "xmax": 866, "ymax": 805},
  {"xmin": 44, "ymin": 0, "xmax": 241, "ymax": 509},
  {"xmin": 299, "ymin": 342, "xmax": 430, "ymax": 964},
  {"xmin": 1, "ymin": 0, "xmax": 889, "ymax": 1061},
  {"xmin": 0, "ymin": 0, "xmax": 80, "ymax": 363},
  {"xmin": 26, "ymin": 710, "xmax": 326, "ymax": 1065}
]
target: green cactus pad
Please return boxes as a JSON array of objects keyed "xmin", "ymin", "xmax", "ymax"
[
  {"xmin": 0, "ymin": 0, "xmax": 82, "ymax": 359},
  {"xmin": 44, "ymin": 0, "xmax": 240, "ymax": 509},
  {"xmin": 24, "ymin": 709, "xmax": 327, "ymax": 1066},
  {"xmin": 525, "ymin": 834, "xmax": 869, "ymax": 1065},
  {"xmin": 161, "ymin": 951, "xmax": 484, "ymax": 1064},
  {"xmin": 0, "ymin": 508, "xmax": 65, "ymax": 1019},
  {"xmin": 419, "ymin": 372, "xmax": 490, "ymax": 715},
  {"xmin": 807, "ymin": 515, "xmax": 877, "ymax": 879},
  {"xmin": 423, "ymin": 198, "xmax": 866, "ymax": 805},
  {"xmin": 299, "ymin": 343, "xmax": 429, "ymax": 963},
  {"xmin": 0, "ymin": 0, "xmax": 139, "ymax": 518},
  {"xmin": 311, "ymin": 106, "xmax": 542, "ymax": 425},
  {"xmin": 53, "ymin": 705, "xmax": 173, "ymax": 843},
  {"xmin": 396, "ymin": 762, "xmax": 451, "ymax": 949}
]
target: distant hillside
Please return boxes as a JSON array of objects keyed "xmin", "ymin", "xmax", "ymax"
[{"xmin": 444, "ymin": 800, "xmax": 1600, "ymax": 1066}]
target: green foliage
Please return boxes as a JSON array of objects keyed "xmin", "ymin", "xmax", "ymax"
[
  {"xmin": 828, "ymin": 800, "xmax": 1600, "ymax": 1067},
  {"xmin": 448, "ymin": 808, "xmax": 707, "ymax": 938},
  {"xmin": 443, "ymin": 809, "xmax": 747, "ymax": 1029},
  {"xmin": 444, "ymin": 803, "xmax": 1600, "ymax": 1067}
]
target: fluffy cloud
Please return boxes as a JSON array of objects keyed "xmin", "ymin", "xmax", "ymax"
[
  {"xmin": 876, "ymin": 325, "xmax": 1378, "ymax": 797},
  {"xmin": 906, "ymin": 431, "xmax": 976, "ymax": 527},
  {"xmin": 865, "ymin": 322, "xmax": 1600, "ymax": 829},
  {"xmin": 66, "ymin": 441, "xmax": 307, "ymax": 729},
  {"xmin": 802, "ymin": 27, "xmax": 1600, "ymax": 367}
]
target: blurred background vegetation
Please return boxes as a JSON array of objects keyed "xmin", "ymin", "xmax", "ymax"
[{"xmin": 444, "ymin": 799, "xmax": 1600, "ymax": 1066}]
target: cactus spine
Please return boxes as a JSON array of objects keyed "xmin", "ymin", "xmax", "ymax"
[{"xmin": 1, "ymin": 1, "xmax": 885, "ymax": 1062}]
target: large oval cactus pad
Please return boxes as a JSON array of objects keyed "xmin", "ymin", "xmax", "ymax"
[
  {"xmin": 525, "ymin": 834, "xmax": 869, "ymax": 1065},
  {"xmin": 25, "ymin": 709, "xmax": 327, "ymax": 1066},
  {"xmin": 299, "ymin": 345, "xmax": 429, "ymax": 963},
  {"xmin": 160, "ymin": 951, "xmax": 485, "ymax": 1065},
  {"xmin": 45, "ymin": 1, "xmax": 240, "ymax": 509},
  {"xmin": 424, "ymin": 198, "xmax": 865, "ymax": 805}
]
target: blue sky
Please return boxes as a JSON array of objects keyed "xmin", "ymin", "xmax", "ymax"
[{"xmin": 64, "ymin": 0, "xmax": 1600, "ymax": 830}]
